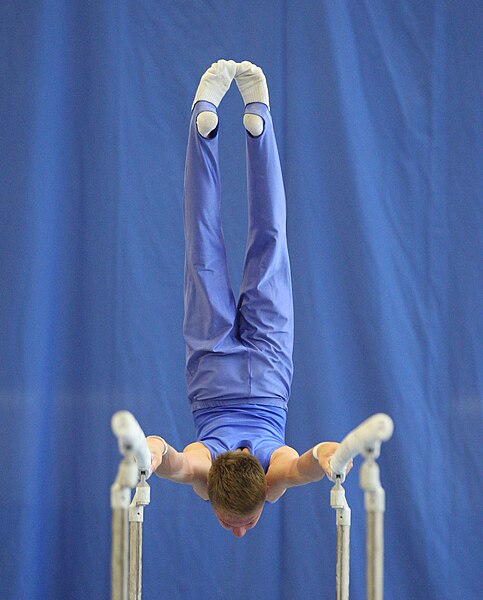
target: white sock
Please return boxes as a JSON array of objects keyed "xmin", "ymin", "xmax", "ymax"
[
  {"xmin": 234, "ymin": 61, "xmax": 269, "ymax": 136},
  {"xmin": 192, "ymin": 59, "xmax": 236, "ymax": 137},
  {"xmin": 234, "ymin": 61, "xmax": 270, "ymax": 107},
  {"xmin": 192, "ymin": 59, "xmax": 237, "ymax": 108}
]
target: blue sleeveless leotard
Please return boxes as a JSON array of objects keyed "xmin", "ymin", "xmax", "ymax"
[{"xmin": 193, "ymin": 403, "xmax": 287, "ymax": 472}]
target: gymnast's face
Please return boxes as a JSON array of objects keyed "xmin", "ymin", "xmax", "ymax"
[{"xmin": 213, "ymin": 505, "xmax": 264, "ymax": 538}]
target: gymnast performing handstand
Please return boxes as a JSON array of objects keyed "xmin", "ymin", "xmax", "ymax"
[{"xmin": 147, "ymin": 60, "xmax": 351, "ymax": 538}]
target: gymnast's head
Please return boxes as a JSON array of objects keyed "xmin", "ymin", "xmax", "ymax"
[{"xmin": 207, "ymin": 450, "xmax": 267, "ymax": 538}]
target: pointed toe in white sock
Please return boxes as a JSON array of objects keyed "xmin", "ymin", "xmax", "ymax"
[
  {"xmin": 234, "ymin": 61, "xmax": 270, "ymax": 108},
  {"xmin": 235, "ymin": 61, "xmax": 269, "ymax": 136},
  {"xmin": 192, "ymin": 59, "xmax": 237, "ymax": 110}
]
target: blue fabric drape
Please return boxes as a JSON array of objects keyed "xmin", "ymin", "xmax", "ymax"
[{"xmin": 1, "ymin": 2, "xmax": 481, "ymax": 599}]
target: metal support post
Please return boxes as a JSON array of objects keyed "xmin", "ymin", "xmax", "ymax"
[
  {"xmin": 360, "ymin": 446, "xmax": 385, "ymax": 600},
  {"xmin": 331, "ymin": 477, "xmax": 351, "ymax": 600},
  {"xmin": 111, "ymin": 457, "xmax": 138, "ymax": 600},
  {"xmin": 129, "ymin": 473, "xmax": 151, "ymax": 600}
]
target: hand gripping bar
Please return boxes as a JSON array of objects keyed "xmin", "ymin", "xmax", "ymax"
[
  {"xmin": 111, "ymin": 410, "xmax": 151, "ymax": 474},
  {"xmin": 330, "ymin": 413, "xmax": 394, "ymax": 477}
]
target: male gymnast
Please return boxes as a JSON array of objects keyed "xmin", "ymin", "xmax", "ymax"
[{"xmin": 147, "ymin": 60, "xmax": 351, "ymax": 538}]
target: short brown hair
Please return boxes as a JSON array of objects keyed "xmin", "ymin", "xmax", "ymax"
[{"xmin": 207, "ymin": 451, "xmax": 267, "ymax": 515}]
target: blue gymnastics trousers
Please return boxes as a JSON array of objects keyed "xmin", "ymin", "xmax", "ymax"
[{"xmin": 183, "ymin": 101, "xmax": 293, "ymax": 412}]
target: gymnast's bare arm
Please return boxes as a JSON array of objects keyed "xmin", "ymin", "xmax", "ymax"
[
  {"xmin": 265, "ymin": 442, "xmax": 352, "ymax": 503},
  {"xmin": 146, "ymin": 437, "xmax": 212, "ymax": 500}
]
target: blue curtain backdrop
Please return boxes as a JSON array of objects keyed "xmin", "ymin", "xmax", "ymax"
[{"xmin": 1, "ymin": 1, "xmax": 481, "ymax": 599}]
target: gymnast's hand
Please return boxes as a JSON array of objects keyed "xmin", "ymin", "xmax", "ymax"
[
  {"xmin": 314, "ymin": 442, "xmax": 353, "ymax": 480},
  {"xmin": 146, "ymin": 436, "xmax": 168, "ymax": 476}
]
